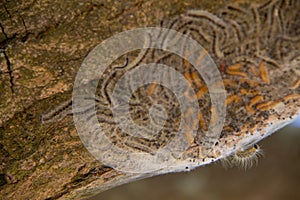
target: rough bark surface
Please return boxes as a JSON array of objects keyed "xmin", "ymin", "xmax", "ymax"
[{"xmin": 0, "ymin": 0, "xmax": 285, "ymax": 199}]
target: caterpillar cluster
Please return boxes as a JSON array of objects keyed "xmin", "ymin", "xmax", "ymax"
[{"xmin": 40, "ymin": 0, "xmax": 299, "ymax": 173}]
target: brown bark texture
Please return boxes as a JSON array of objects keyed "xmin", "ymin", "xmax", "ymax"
[{"xmin": 0, "ymin": 0, "xmax": 290, "ymax": 199}]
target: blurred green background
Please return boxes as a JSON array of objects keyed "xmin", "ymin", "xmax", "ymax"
[{"xmin": 90, "ymin": 125, "xmax": 300, "ymax": 200}]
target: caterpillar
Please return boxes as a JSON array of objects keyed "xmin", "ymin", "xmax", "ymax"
[
  {"xmin": 41, "ymin": 0, "xmax": 300, "ymax": 174},
  {"xmin": 221, "ymin": 144, "xmax": 263, "ymax": 170}
]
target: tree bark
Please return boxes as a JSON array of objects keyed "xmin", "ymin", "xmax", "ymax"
[
  {"xmin": 0, "ymin": 1, "xmax": 232, "ymax": 199},
  {"xmin": 0, "ymin": 0, "xmax": 298, "ymax": 199}
]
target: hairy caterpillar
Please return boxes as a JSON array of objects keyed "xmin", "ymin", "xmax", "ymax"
[{"xmin": 221, "ymin": 144, "xmax": 263, "ymax": 170}]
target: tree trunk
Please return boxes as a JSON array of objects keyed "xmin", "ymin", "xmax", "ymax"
[
  {"xmin": 0, "ymin": 1, "xmax": 223, "ymax": 199},
  {"xmin": 0, "ymin": 0, "xmax": 299, "ymax": 199}
]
